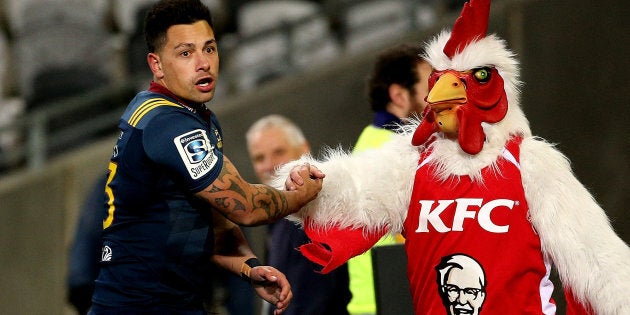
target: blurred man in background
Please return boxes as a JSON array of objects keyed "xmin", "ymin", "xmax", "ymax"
[
  {"xmin": 246, "ymin": 114, "xmax": 351, "ymax": 315},
  {"xmin": 67, "ymin": 176, "xmax": 107, "ymax": 315}
]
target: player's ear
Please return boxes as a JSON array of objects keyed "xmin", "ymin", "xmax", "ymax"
[{"xmin": 147, "ymin": 53, "xmax": 163, "ymax": 79}]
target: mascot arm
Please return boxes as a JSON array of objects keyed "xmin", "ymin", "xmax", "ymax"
[
  {"xmin": 271, "ymin": 131, "xmax": 419, "ymax": 272},
  {"xmin": 521, "ymin": 138, "xmax": 630, "ymax": 315},
  {"xmin": 300, "ymin": 220, "xmax": 388, "ymax": 273}
]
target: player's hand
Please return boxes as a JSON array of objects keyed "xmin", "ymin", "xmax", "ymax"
[
  {"xmin": 285, "ymin": 163, "xmax": 325, "ymax": 191},
  {"xmin": 249, "ymin": 266, "xmax": 293, "ymax": 314},
  {"xmin": 285, "ymin": 163, "xmax": 323, "ymax": 208}
]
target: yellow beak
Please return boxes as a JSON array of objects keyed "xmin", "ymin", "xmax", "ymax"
[
  {"xmin": 427, "ymin": 72, "xmax": 467, "ymax": 137},
  {"xmin": 427, "ymin": 72, "xmax": 467, "ymax": 104}
]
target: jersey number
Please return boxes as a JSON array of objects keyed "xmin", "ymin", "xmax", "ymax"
[{"xmin": 103, "ymin": 162, "xmax": 117, "ymax": 229}]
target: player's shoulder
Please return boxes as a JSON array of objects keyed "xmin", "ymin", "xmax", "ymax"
[{"xmin": 122, "ymin": 91, "xmax": 194, "ymax": 129}]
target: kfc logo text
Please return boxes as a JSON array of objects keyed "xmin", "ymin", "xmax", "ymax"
[{"xmin": 415, "ymin": 198, "xmax": 516, "ymax": 233}]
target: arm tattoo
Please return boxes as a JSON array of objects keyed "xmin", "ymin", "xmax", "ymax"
[
  {"xmin": 251, "ymin": 185, "xmax": 290, "ymax": 221},
  {"xmin": 203, "ymin": 158, "xmax": 290, "ymax": 222}
]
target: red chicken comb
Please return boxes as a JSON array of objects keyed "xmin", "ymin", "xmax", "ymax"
[{"xmin": 443, "ymin": 0, "xmax": 490, "ymax": 58}]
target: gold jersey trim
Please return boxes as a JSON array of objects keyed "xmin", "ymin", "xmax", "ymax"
[{"xmin": 128, "ymin": 98, "xmax": 182, "ymax": 127}]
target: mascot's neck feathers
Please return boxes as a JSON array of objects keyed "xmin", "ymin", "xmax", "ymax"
[{"xmin": 419, "ymin": 0, "xmax": 532, "ymax": 181}]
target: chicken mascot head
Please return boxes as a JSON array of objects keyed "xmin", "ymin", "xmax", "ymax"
[{"xmin": 273, "ymin": 0, "xmax": 630, "ymax": 314}]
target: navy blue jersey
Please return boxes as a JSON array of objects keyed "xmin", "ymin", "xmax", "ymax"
[{"xmin": 92, "ymin": 88, "xmax": 224, "ymax": 311}]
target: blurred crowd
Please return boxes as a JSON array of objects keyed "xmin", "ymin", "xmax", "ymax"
[{"xmin": 0, "ymin": 0, "xmax": 466, "ymax": 174}]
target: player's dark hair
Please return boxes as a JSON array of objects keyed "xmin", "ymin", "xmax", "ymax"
[
  {"xmin": 144, "ymin": 0, "xmax": 214, "ymax": 53},
  {"xmin": 367, "ymin": 44, "xmax": 424, "ymax": 112}
]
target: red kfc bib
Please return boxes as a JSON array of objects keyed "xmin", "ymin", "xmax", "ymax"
[{"xmin": 403, "ymin": 136, "xmax": 556, "ymax": 315}]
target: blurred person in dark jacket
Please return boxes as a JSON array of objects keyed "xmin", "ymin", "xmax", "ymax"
[{"xmin": 246, "ymin": 114, "xmax": 351, "ymax": 315}]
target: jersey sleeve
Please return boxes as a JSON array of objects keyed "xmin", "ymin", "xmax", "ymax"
[{"xmin": 142, "ymin": 111, "xmax": 224, "ymax": 193}]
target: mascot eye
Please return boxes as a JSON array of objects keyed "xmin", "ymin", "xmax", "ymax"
[{"xmin": 473, "ymin": 67, "xmax": 491, "ymax": 83}]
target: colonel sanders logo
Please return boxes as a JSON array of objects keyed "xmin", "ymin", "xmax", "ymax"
[{"xmin": 435, "ymin": 254, "xmax": 487, "ymax": 315}]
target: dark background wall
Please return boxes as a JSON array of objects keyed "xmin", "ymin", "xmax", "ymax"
[{"xmin": 517, "ymin": 0, "xmax": 629, "ymax": 244}]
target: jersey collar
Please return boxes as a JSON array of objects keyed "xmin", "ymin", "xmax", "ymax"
[{"xmin": 149, "ymin": 81, "xmax": 207, "ymax": 114}]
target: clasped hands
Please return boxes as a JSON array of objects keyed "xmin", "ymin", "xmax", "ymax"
[{"xmin": 284, "ymin": 162, "xmax": 325, "ymax": 193}]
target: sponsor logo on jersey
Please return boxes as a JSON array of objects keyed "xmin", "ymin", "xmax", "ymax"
[
  {"xmin": 174, "ymin": 129, "xmax": 217, "ymax": 179},
  {"xmin": 101, "ymin": 245, "xmax": 112, "ymax": 262},
  {"xmin": 214, "ymin": 128, "xmax": 223, "ymax": 149},
  {"xmin": 415, "ymin": 198, "xmax": 517, "ymax": 233}
]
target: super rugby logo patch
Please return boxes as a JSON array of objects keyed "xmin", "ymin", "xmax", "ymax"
[{"xmin": 174, "ymin": 129, "xmax": 217, "ymax": 179}]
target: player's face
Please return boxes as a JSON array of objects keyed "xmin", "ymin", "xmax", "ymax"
[
  {"xmin": 151, "ymin": 20, "xmax": 219, "ymax": 104},
  {"xmin": 248, "ymin": 127, "xmax": 309, "ymax": 185}
]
